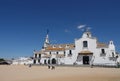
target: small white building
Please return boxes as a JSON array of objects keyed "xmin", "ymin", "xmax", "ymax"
[
  {"xmin": 33, "ymin": 30, "xmax": 119, "ymax": 66},
  {"xmin": 117, "ymin": 54, "xmax": 120, "ymax": 63},
  {"xmin": 12, "ymin": 57, "xmax": 33, "ymax": 65}
]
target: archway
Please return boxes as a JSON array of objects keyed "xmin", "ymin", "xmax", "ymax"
[
  {"xmin": 48, "ymin": 59, "xmax": 50, "ymax": 64},
  {"xmin": 33, "ymin": 60, "xmax": 36, "ymax": 64},
  {"xmin": 44, "ymin": 60, "xmax": 47, "ymax": 64},
  {"xmin": 52, "ymin": 58, "xmax": 56, "ymax": 64},
  {"xmin": 83, "ymin": 56, "xmax": 89, "ymax": 65}
]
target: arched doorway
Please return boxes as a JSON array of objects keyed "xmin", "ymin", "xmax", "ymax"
[
  {"xmin": 83, "ymin": 56, "xmax": 89, "ymax": 65},
  {"xmin": 44, "ymin": 60, "xmax": 47, "ymax": 64},
  {"xmin": 33, "ymin": 60, "xmax": 36, "ymax": 64},
  {"xmin": 52, "ymin": 58, "xmax": 56, "ymax": 64},
  {"xmin": 48, "ymin": 59, "xmax": 50, "ymax": 64}
]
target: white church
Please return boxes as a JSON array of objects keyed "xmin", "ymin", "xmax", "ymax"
[{"xmin": 33, "ymin": 30, "xmax": 119, "ymax": 66}]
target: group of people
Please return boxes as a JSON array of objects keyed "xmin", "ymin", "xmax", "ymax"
[
  {"xmin": 48, "ymin": 64, "xmax": 55, "ymax": 70},
  {"xmin": 28, "ymin": 64, "xmax": 55, "ymax": 69},
  {"xmin": 47, "ymin": 59, "xmax": 56, "ymax": 70}
]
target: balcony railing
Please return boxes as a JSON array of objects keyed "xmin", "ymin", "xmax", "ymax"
[
  {"xmin": 109, "ymin": 57, "xmax": 117, "ymax": 61},
  {"xmin": 100, "ymin": 53, "xmax": 106, "ymax": 57},
  {"xmin": 68, "ymin": 54, "xmax": 72, "ymax": 57},
  {"xmin": 33, "ymin": 57, "xmax": 41, "ymax": 59}
]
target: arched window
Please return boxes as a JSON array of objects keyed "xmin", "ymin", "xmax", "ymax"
[
  {"xmin": 48, "ymin": 59, "xmax": 50, "ymax": 64},
  {"xmin": 69, "ymin": 50, "xmax": 72, "ymax": 54},
  {"xmin": 64, "ymin": 51, "xmax": 66, "ymax": 56},
  {"xmin": 35, "ymin": 54, "xmax": 37, "ymax": 58},
  {"xmin": 38, "ymin": 59, "xmax": 40, "ymax": 63},
  {"xmin": 39, "ymin": 54, "xmax": 41, "ymax": 58},
  {"xmin": 52, "ymin": 58, "xmax": 56, "ymax": 64},
  {"xmin": 44, "ymin": 60, "xmax": 47, "ymax": 64},
  {"xmin": 87, "ymin": 33, "xmax": 89, "ymax": 37},
  {"xmin": 33, "ymin": 60, "xmax": 36, "ymax": 64},
  {"xmin": 101, "ymin": 49, "xmax": 105, "ymax": 54},
  {"xmin": 112, "ymin": 52, "xmax": 114, "ymax": 57},
  {"xmin": 83, "ymin": 41, "xmax": 88, "ymax": 48},
  {"xmin": 49, "ymin": 51, "xmax": 51, "ymax": 54}
]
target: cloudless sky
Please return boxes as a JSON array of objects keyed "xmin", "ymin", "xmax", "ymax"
[{"xmin": 0, "ymin": 0, "xmax": 120, "ymax": 59}]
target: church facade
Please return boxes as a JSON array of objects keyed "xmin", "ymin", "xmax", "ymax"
[{"xmin": 33, "ymin": 31, "xmax": 118, "ymax": 66}]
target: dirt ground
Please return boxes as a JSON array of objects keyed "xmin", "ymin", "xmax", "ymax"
[{"xmin": 0, "ymin": 65, "xmax": 120, "ymax": 81}]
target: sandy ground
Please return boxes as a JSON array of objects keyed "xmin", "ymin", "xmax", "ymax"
[{"xmin": 0, "ymin": 65, "xmax": 120, "ymax": 81}]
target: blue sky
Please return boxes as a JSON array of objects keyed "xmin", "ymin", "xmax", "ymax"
[{"xmin": 0, "ymin": 0, "xmax": 120, "ymax": 59}]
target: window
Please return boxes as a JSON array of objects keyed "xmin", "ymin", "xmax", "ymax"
[
  {"xmin": 100, "ymin": 49, "xmax": 106, "ymax": 57},
  {"xmin": 44, "ymin": 60, "xmax": 47, "ymax": 64},
  {"xmin": 68, "ymin": 50, "xmax": 72, "ymax": 57},
  {"xmin": 48, "ymin": 59, "xmax": 50, "ymax": 64},
  {"xmin": 39, "ymin": 54, "xmax": 41, "ymax": 58},
  {"xmin": 35, "ymin": 54, "xmax": 37, "ymax": 58},
  {"xmin": 33, "ymin": 60, "xmax": 36, "ymax": 64},
  {"xmin": 69, "ymin": 50, "xmax": 72, "ymax": 54},
  {"xmin": 74, "ymin": 45, "xmax": 75, "ymax": 48},
  {"xmin": 101, "ymin": 49, "xmax": 105, "ymax": 54},
  {"xmin": 83, "ymin": 41, "xmax": 88, "ymax": 48},
  {"xmin": 64, "ymin": 51, "xmax": 66, "ymax": 56},
  {"xmin": 112, "ymin": 52, "xmax": 114, "ymax": 57},
  {"xmin": 87, "ymin": 33, "xmax": 89, "ymax": 37},
  {"xmin": 38, "ymin": 59, "xmax": 40, "ymax": 63}
]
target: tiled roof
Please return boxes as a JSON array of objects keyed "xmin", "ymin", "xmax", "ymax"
[
  {"xmin": 42, "ymin": 54, "xmax": 51, "ymax": 58},
  {"xmin": 46, "ymin": 47, "xmax": 65, "ymax": 51},
  {"xmin": 79, "ymin": 50, "xmax": 93, "ymax": 55},
  {"xmin": 34, "ymin": 50, "xmax": 47, "ymax": 54},
  {"xmin": 56, "ymin": 54, "xmax": 65, "ymax": 58},
  {"xmin": 97, "ymin": 42, "xmax": 108, "ymax": 48},
  {"xmin": 45, "ymin": 44, "xmax": 75, "ymax": 51},
  {"xmin": 42, "ymin": 54, "xmax": 65, "ymax": 58}
]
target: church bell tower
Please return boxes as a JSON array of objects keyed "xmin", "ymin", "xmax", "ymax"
[{"xmin": 43, "ymin": 29, "xmax": 50, "ymax": 49}]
